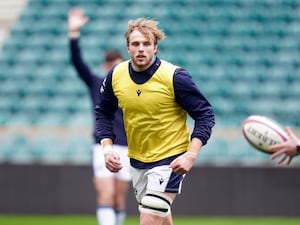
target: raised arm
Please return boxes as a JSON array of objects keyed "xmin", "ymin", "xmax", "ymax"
[{"xmin": 68, "ymin": 8, "xmax": 95, "ymax": 86}]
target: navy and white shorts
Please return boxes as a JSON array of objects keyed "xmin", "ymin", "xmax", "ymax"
[{"xmin": 131, "ymin": 165, "xmax": 185, "ymax": 203}]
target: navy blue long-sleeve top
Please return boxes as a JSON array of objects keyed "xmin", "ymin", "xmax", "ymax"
[
  {"xmin": 95, "ymin": 56, "xmax": 214, "ymax": 146},
  {"xmin": 70, "ymin": 38, "xmax": 127, "ymax": 145}
]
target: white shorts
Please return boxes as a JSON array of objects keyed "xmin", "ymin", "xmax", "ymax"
[
  {"xmin": 131, "ymin": 165, "xmax": 185, "ymax": 203},
  {"xmin": 92, "ymin": 144, "xmax": 131, "ymax": 181}
]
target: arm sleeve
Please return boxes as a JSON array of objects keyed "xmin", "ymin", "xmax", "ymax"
[
  {"xmin": 95, "ymin": 70, "xmax": 119, "ymax": 143},
  {"xmin": 69, "ymin": 38, "xmax": 95, "ymax": 88},
  {"xmin": 174, "ymin": 68, "xmax": 215, "ymax": 145}
]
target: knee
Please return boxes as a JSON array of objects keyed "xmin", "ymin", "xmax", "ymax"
[
  {"xmin": 96, "ymin": 189, "xmax": 115, "ymax": 205},
  {"xmin": 139, "ymin": 191, "xmax": 173, "ymax": 217}
]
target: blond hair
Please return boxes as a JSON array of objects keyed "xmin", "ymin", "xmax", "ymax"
[{"xmin": 125, "ymin": 17, "xmax": 166, "ymax": 46}]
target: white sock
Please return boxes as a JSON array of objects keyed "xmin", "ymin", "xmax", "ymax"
[
  {"xmin": 96, "ymin": 206, "xmax": 116, "ymax": 225},
  {"xmin": 115, "ymin": 210, "xmax": 126, "ymax": 225}
]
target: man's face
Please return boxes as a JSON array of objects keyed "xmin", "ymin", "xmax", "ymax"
[{"xmin": 127, "ymin": 29, "xmax": 157, "ymax": 72}]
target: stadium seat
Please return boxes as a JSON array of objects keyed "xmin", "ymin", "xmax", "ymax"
[
  {"xmin": 0, "ymin": 135, "xmax": 34, "ymax": 164},
  {"xmin": 1, "ymin": 0, "xmax": 300, "ymax": 165},
  {"xmin": 29, "ymin": 135, "xmax": 68, "ymax": 164},
  {"xmin": 62, "ymin": 136, "xmax": 92, "ymax": 164}
]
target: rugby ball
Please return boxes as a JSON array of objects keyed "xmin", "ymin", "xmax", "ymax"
[{"xmin": 242, "ymin": 115, "xmax": 288, "ymax": 154}]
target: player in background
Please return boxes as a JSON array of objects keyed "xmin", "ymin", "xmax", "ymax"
[
  {"xmin": 95, "ymin": 18, "xmax": 215, "ymax": 225},
  {"xmin": 270, "ymin": 127, "xmax": 300, "ymax": 165},
  {"xmin": 68, "ymin": 8, "xmax": 131, "ymax": 225}
]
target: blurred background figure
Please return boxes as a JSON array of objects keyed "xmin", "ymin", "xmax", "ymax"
[{"xmin": 68, "ymin": 8, "xmax": 131, "ymax": 225}]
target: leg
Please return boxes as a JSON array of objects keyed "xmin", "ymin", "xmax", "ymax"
[
  {"xmin": 94, "ymin": 176, "xmax": 115, "ymax": 206},
  {"xmin": 139, "ymin": 192, "xmax": 176, "ymax": 225},
  {"xmin": 94, "ymin": 177, "xmax": 116, "ymax": 225},
  {"xmin": 114, "ymin": 145, "xmax": 132, "ymax": 225},
  {"xmin": 115, "ymin": 179, "xmax": 130, "ymax": 225},
  {"xmin": 93, "ymin": 144, "xmax": 116, "ymax": 225},
  {"xmin": 140, "ymin": 211, "xmax": 173, "ymax": 225},
  {"xmin": 131, "ymin": 165, "xmax": 185, "ymax": 225}
]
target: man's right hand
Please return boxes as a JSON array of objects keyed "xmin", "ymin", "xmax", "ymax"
[
  {"xmin": 104, "ymin": 150, "xmax": 123, "ymax": 173},
  {"xmin": 68, "ymin": 8, "xmax": 89, "ymax": 32},
  {"xmin": 270, "ymin": 127, "xmax": 299, "ymax": 165}
]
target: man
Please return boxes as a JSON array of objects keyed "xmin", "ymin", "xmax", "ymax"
[
  {"xmin": 270, "ymin": 127, "xmax": 300, "ymax": 165},
  {"xmin": 95, "ymin": 18, "xmax": 215, "ymax": 225},
  {"xmin": 68, "ymin": 8, "xmax": 131, "ymax": 225}
]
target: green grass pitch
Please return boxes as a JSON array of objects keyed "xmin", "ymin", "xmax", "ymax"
[{"xmin": 0, "ymin": 215, "xmax": 300, "ymax": 225}]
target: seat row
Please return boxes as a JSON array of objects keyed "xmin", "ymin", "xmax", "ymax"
[
  {"xmin": 0, "ymin": 133, "xmax": 273, "ymax": 165},
  {"xmin": 0, "ymin": 134, "xmax": 92, "ymax": 164}
]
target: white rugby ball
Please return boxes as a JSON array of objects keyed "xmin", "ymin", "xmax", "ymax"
[{"xmin": 242, "ymin": 115, "xmax": 288, "ymax": 154}]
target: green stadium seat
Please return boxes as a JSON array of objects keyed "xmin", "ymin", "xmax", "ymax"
[
  {"xmin": 1, "ymin": 0, "xmax": 300, "ymax": 164},
  {"xmin": 29, "ymin": 135, "xmax": 68, "ymax": 164},
  {"xmin": 63, "ymin": 136, "xmax": 92, "ymax": 164},
  {"xmin": 0, "ymin": 135, "xmax": 34, "ymax": 164}
]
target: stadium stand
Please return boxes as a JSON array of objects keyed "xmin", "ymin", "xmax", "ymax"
[{"xmin": 0, "ymin": 0, "xmax": 300, "ymax": 165}]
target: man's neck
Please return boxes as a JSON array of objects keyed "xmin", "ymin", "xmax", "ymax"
[{"xmin": 131, "ymin": 56, "xmax": 157, "ymax": 72}]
